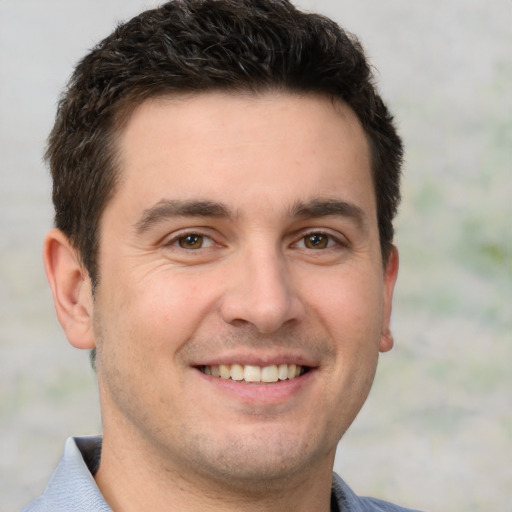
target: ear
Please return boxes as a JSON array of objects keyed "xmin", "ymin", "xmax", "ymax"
[
  {"xmin": 379, "ymin": 245, "xmax": 399, "ymax": 353},
  {"xmin": 42, "ymin": 228, "xmax": 96, "ymax": 350}
]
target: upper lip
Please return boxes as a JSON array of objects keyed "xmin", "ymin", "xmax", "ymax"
[{"xmin": 191, "ymin": 350, "xmax": 319, "ymax": 368}]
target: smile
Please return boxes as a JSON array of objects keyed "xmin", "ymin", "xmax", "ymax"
[{"xmin": 200, "ymin": 364, "xmax": 307, "ymax": 383}]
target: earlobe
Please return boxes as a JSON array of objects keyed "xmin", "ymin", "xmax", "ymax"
[
  {"xmin": 42, "ymin": 228, "xmax": 96, "ymax": 350},
  {"xmin": 379, "ymin": 246, "xmax": 399, "ymax": 353},
  {"xmin": 380, "ymin": 328, "xmax": 394, "ymax": 353}
]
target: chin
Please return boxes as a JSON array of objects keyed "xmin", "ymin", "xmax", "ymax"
[{"xmin": 183, "ymin": 426, "xmax": 334, "ymax": 490}]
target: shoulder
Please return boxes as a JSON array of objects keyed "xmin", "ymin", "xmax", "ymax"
[
  {"xmin": 20, "ymin": 436, "xmax": 110, "ymax": 512},
  {"xmin": 20, "ymin": 497, "xmax": 46, "ymax": 512},
  {"xmin": 332, "ymin": 473, "xmax": 425, "ymax": 512},
  {"xmin": 359, "ymin": 497, "xmax": 425, "ymax": 512}
]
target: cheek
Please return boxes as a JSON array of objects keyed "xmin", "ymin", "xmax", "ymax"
[
  {"xmin": 307, "ymin": 267, "xmax": 385, "ymax": 342},
  {"xmin": 111, "ymin": 267, "xmax": 221, "ymax": 353}
]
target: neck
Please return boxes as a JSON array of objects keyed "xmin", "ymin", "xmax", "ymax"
[{"xmin": 94, "ymin": 429, "xmax": 335, "ymax": 512}]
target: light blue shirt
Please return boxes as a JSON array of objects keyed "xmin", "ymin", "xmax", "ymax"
[{"xmin": 22, "ymin": 436, "xmax": 423, "ymax": 512}]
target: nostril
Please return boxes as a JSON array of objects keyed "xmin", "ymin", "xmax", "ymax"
[{"xmin": 218, "ymin": 259, "xmax": 306, "ymax": 334}]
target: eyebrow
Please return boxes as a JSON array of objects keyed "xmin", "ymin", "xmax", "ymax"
[
  {"xmin": 290, "ymin": 199, "xmax": 367, "ymax": 229},
  {"xmin": 134, "ymin": 199, "xmax": 232, "ymax": 234},
  {"xmin": 134, "ymin": 197, "xmax": 367, "ymax": 235}
]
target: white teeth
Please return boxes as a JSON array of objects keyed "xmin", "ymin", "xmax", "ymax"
[
  {"xmin": 278, "ymin": 363, "xmax": 288, "ymax": 380},
  {"xmin": 243, "ymin": 365, "xmax": 261, "ymax": 382},
  {"xmin": 261, "ymin": 365, "xmax": 278, "ymax": 383},
  {"xmin": 230, "ymin": 364, "xmax": 244, "ymax": 381},
  {"xmin": 219, "ymin": 364, "xmax": 231, "ymax": 379},
  {"xmin": 202, "ymin": 364, "xmax": 305, "ymax": 383}
]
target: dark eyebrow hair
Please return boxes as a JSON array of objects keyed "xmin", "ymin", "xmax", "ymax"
[
  {"xmin": 134, "ymin": 199, "xmax": 232, "ymax": 234},
  {"xmin": 290, "ymin": 199, "xmax": 367, "ymax": 229},
  {"xmin": 135, "ymin": 197, "xmax": 367, "ymax": 235}
]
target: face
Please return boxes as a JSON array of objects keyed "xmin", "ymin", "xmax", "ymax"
[{"xmin": 91, "ymin": 92, "xmax": 398, "ymax": 488}]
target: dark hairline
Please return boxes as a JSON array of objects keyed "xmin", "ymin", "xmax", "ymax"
[{"xmin": 48, "ymin": 0, "xmax": 402, "ymax": 290}]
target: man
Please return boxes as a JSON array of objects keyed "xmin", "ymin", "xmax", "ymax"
[{"xmin": 23, "ymin": 1, "xmax": 421, "ymax": 510}]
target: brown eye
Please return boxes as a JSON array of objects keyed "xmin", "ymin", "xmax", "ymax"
[
  {"xmin": 303, "ymin": 233, "xmax": 330, "ymax": 249},
  {"xmin": 178, "ymin": 234, "xmax": 204, "ymax": 249}
]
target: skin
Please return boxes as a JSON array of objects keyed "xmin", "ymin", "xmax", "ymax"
[{"xmin": 44, "ymin": 92, "xmax": 399, "ymax": 512}]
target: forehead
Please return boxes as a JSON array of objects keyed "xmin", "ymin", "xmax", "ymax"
[{"xmin": 110, "ymin": 91, "xmax": 375, "ymax": 222}]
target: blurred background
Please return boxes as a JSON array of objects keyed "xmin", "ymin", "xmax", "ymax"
[{"xmin": 0, "ymin": 1, "xmax": 510, "ymax": 510}]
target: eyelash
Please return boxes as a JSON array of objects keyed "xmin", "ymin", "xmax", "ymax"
[
  {"xmin": 166, "ymin": 232, "xmax": 216, "ymax": 250},
  {"xmin": 165, "ymin": 229, "xmax": 347, "ymax": 251},
  {"xmin": 294, "ymin": 230, "xmax": 347, "ymax": 251}
]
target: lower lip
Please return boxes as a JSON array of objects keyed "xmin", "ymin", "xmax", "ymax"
[{"xmin": 196, "ymin": 368, "xmax": 315, "ymax": 405}]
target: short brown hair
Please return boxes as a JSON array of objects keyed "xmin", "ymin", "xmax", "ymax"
[{"xmin": 46, "ymin": 0, "xmax": 403, "ymax": 287}]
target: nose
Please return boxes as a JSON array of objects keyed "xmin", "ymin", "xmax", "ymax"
[{"xmin": 220, "ymin": 246, "xmax": 305, "ymax": 334}]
